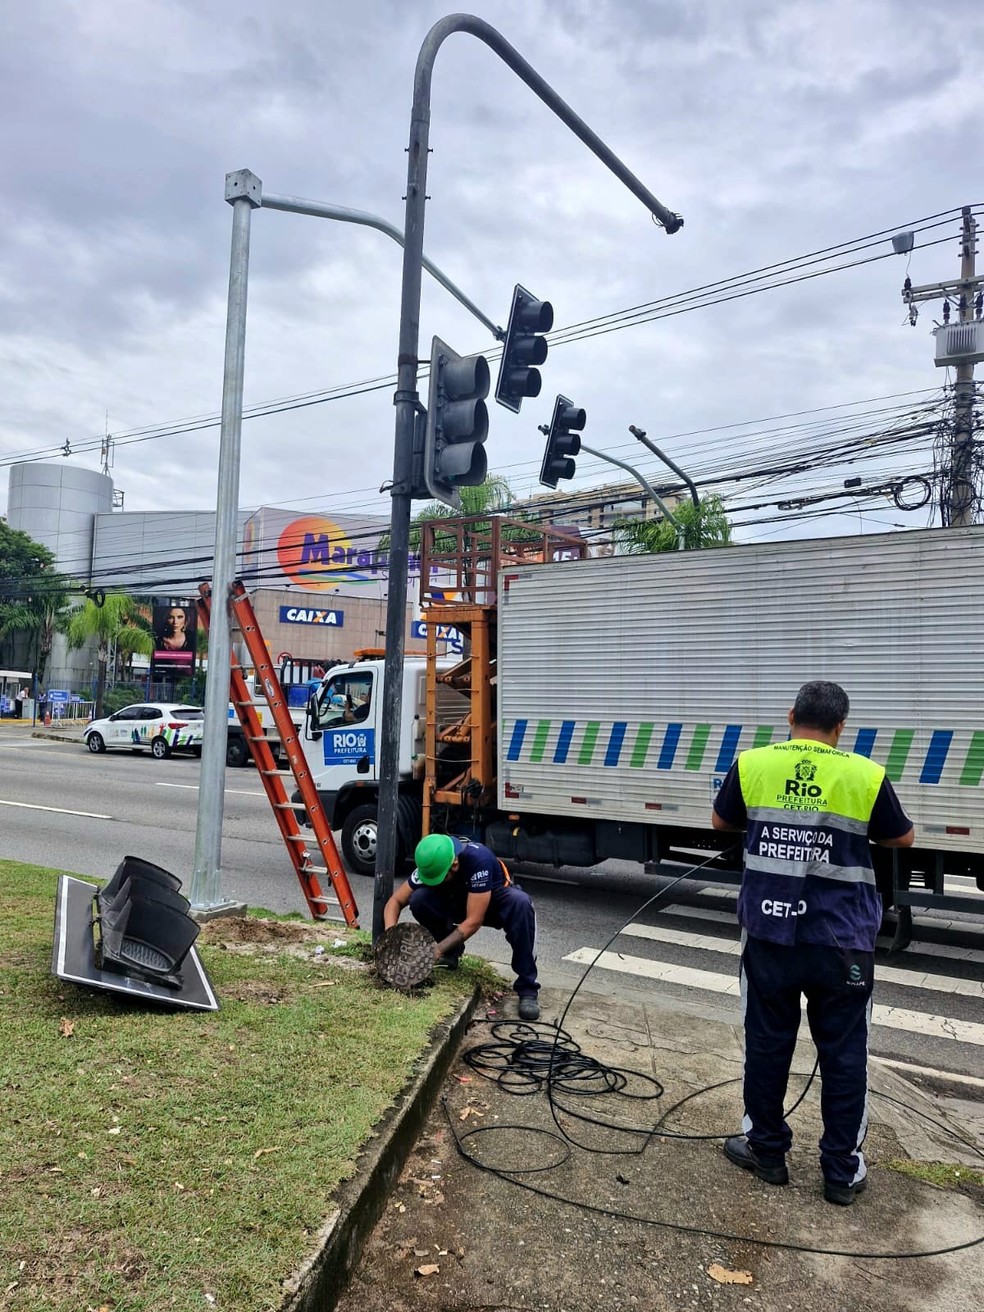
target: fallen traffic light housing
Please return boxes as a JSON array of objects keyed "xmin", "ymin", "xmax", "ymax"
[{"xmin": 52, "ymin": 856, "xmax": 219, "ymax": 1011}]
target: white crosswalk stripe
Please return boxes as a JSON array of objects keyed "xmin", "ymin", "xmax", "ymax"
[
  {"xmin": 564, "ymin": 900, "xmax": 984, "ymax": 1049},
  {"xmin": 562, "ymin": 948, "xmax": 984, "ymax": 1047}
]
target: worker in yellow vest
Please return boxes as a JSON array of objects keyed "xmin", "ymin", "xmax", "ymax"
[{"xmin": 712, "ymin": 680, "xmax": 914, "ymax": 1206}]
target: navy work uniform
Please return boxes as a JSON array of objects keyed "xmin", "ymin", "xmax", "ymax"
[
  {"xmin": 714, "ymin": 739, "xmax": 912, "ymax": 1190},
  {"xmin": 407, "ymin": 838, "xmax": 539, "ymax": 1000}
]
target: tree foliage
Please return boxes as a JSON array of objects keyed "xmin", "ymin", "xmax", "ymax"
[
  {"xmin": 65, "ymin": 593, "xmax": 153, "ymax": 719},
  {"xmin": 614, "ymin": 494, "xmax": 734, "ymax": 554},
  {"xmin": 0, "ymin": 518, "xmax": 70, "ymax": 676}
]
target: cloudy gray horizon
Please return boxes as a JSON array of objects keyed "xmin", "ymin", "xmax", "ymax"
[{"xmin": 3, "ymin": 0, "xmax": 982, "ymax": 543}]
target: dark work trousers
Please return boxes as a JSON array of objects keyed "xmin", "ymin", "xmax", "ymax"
[
  {"xmin": 740, "ymin": 935, "xmax": 873, "ymax": 1187},
  {"xmin": 408, "ymin": 882, "xmax": 539, "ymax": 997}
]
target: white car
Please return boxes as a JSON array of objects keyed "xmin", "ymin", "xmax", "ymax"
[{"xmin": 83, "ymin": 703, "xmax": 205, "ymax": 759}]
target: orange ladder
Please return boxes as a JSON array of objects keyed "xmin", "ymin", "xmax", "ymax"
[{"xmin": 197, "ymin": 582, "xmax": 359, "ymax": 926}]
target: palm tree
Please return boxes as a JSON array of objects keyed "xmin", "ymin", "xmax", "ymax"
[
  {"xmin": 614, "ymin": 493, "xmax": 733, "ymax": 554},
  {"xmin": 65, "ymin": 593, "xmax": 154, "ymax": 719},
  {"xmin": 406, "ymin": 475, "xmax": 516, "ymax": 551}
]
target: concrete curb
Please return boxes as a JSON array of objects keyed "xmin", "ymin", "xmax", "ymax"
[
  {"xmin": 30, "ymin": 729, "xmax": 85, "ymax": 743},
  {"xmin": 280, "ymin": 988, "xmax": 480, "ymax": 1312}
]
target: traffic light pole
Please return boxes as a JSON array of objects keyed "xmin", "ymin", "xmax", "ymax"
[{"xmin": 373, "ymin": 12, "xmax": 683, "ymax": 937}]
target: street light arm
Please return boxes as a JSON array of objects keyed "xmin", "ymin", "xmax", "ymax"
[
  {"xmin": 580, "ymin": 442, "xmax": 685, "ymax": 534},
  {"xmin": 261, "ymin": 191, "xmax": 502, "ymax": 339},
  {"xmin": 412, "ymin": 15, "xmax": 683, "ymax": 233},
  {"xmin": 629, "ymin": 425, "xmax": 700, "ymax": 508}
]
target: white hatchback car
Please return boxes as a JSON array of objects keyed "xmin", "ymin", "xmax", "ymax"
[{"xmin": 83, "ymin": 703, "xmax": 205, "ymax": 759}]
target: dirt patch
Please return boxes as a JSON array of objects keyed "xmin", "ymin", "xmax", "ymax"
[{"xmin": 197, "ymin": 916, "xmax": 340, "ymax": 946}]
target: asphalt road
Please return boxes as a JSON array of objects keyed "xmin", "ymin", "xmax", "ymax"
[{"xmin": 3, "ymin": 727, "xmax": 984, "ymax": 1083}]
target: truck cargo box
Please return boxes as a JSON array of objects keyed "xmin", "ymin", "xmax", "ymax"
[{"xmin": 497, "ymin": 526, "xmax": 983, "ymax": 861}]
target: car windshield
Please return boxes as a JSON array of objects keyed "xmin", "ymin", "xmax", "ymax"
[{"xmin": 174, "ymin": 708, "xmax": 204, "ymax": 720}]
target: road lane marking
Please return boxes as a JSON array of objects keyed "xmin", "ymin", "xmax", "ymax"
[
  {"xmin": 0, "ymin": 799, "xmax": 112, "ymax": 820},
  {"xmin": 154, "ymin": 782, "xmax": 264, "ymax": 797},
  {"xmin": 623, "ymin": 922, "xmax": 984, "ymax": 997},
  {"xmin": 563, "ymin": 951, "xmax": 984, "ymax": 1047},
  {"xmin": 661, "ymin": 904, "xmax": 984, "ymax": 966}
]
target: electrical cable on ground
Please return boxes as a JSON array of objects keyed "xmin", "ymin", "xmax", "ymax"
[{"xmin": 443, "ymin": 851, "xmax": 984, "ymax": 1261}]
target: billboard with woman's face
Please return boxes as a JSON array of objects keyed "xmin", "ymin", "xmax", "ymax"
[{"xmin": 152, "ymin": 602, "xmax": 197, "ymax": 673}]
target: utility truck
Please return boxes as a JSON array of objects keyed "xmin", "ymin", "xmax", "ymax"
[{"xmin": 294, "ymin": 517, "xmax": 984, "ymax": 935}]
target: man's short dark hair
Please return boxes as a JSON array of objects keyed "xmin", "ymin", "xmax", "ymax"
[{"xmin": 792, "ymin": 680, "xmax": 849, "ymax": 733}]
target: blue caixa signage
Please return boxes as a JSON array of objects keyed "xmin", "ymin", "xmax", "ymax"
[
  {"xmin": 280, "ymin": 606, "xmax": 344, "ymax": 627},
  {"xmin": 323, "ymin": 726, "xmax": 374, "ymax": 766}
]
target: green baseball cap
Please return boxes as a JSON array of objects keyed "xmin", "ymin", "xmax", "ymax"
[{"xmin": 413, "ymin": 834, "xmax": 459, "ymax": 885}]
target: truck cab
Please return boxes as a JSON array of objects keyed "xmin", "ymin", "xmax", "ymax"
[{"xmin": 299, "ymin": 656, "xmax": 434, "ymax": 876}]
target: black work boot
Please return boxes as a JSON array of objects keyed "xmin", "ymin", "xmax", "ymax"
[
  {"xmin": 723, "ymin": 1135, "xmax": 789, "ymax": 1185},
  {"xmin": 517, "ymin": 995, "xmax": 540, "ymax": 1021},
  {"xmin": 824, "ymin": 1176, "xmax": 868, "ymax": 1206}
]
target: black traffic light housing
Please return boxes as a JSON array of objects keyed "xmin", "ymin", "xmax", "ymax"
[
  {"xmin": 495, "ymin": 284, "xmax": 554, "ymax": 414},
  {"xmin": 422, "ymin": 336, "xmax": 490, "ymax": 508},
  {"xmin": 539, "ymin": 395, "xmax": 586, "ymax": 489}
]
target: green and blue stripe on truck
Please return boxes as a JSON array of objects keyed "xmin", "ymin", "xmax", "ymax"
[{"xmin": 504, "ymin": 719, "xmax": 984, "ymax": 787}]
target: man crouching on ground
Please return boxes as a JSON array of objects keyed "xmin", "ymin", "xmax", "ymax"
[{"xmin": 383, "ymin": 834, "xmax": 541, "ymax": 1021}]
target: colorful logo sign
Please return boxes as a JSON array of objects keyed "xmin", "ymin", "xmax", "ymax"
[{"xmin": 276, "ymin": 515, "xmax": 431, "ymax": 591}]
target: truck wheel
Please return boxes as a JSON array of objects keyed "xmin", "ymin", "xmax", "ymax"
[
  {"xmin": 151, "ymin": 736, "xmax": 172, "ymax": 760},
  {"xmin": 226, "ymin": 736, "xmax": 250, "ymax": 768},
  {"xmin": 341, "ymin": 804, "xmax": 380, "ymax": 878}
]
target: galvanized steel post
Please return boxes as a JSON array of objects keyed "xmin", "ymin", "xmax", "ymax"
[{"xmin": 189, "ymin": 169, "xmax": 261, "ymax": 912}]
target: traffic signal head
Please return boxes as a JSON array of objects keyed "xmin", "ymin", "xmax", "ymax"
[
  {"xmin": 422, "ymin": 337, "xmax": 490, "ymax": 508},
  {"xmin": 495, "ymin": 284, "xmax": 554, "ymax": 414},
  {"xmin": 539, "ymin": 394, "xmax": 586, "ymax": 489}
]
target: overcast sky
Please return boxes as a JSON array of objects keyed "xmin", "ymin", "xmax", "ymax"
[{"xmin": 2, "ymin": 0, "xmax": 982, "ymax": 543}]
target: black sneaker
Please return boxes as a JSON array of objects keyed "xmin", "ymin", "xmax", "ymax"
[
  {"xmin": 723, "ymin": 1135, "xmax": 789, "ymax": 1186},
  {"xmin": 434, "ymin": 953, "xmax": 460, "ymax": 971},
  {"xmin": 517, "ymin": 995, "xmax": 540, "ymax": 1021},
  {"xmin": 824, "ymin": 1175, "xmax": 868, "ymax": 1206}
]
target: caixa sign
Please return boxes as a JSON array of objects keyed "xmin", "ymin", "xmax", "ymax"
[
  {"xmin": 280, "ymin": 606, "xmax": 344, "ymax": 627},
  {"xmin": 411, "ymin": 620, "xmax": 463, "ymax": 650}
]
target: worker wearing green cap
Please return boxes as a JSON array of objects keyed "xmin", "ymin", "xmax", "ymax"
[{"xmin": 383, "ymin": 834, "xmax": 540, "ymax": 1021}]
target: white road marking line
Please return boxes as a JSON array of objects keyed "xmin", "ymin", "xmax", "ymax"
[
  {"xmin": 0, "ymin": 798, "xmax": 111, "ymax": 820},
  {"xmin": 563, "ymin": 948, "xmax": 741, "ymax": 995},
  {"xmin": 661, "ymin": 904, "xmax": 984, "ymax": 967},
  {"xmin": 697, "ymin": 886, "xmax": 737, "ymax": 898},
  {"xmin": 871, "ymin": 1055, "xmax": 984, "ymax": 1090},
  {"xmin": 623, "ymin": 922, "xmax": 984, "ymax": 998},
  {"xmin": 562, "ymin": 949, "xmax": 984, "ymax": 1047},
  {"xmin": 154, "ymin": 782, "xmax": 264, "ymax": 797}
]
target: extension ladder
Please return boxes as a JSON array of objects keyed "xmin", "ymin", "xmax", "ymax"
[{"xmin": 197, "ymin": 581, "xmax": 359, "ymax": 926}]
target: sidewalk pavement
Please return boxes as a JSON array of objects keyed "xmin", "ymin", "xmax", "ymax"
[{"xmin": 306, "ymin": 984, "xmax": 984, "ymax": 1312}]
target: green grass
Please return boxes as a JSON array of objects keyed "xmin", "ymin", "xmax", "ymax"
[
  {"xmin": 0, "ymin": 860, "xmax": 480, "ymax": 1311},
  {"xmin": 883, "ymin": 1158, "xmax": 984, "ymax": 1190}
]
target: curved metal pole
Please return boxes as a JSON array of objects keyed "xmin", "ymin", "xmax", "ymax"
[
  {"xmin": 373, "ymin": 13, "xmax": 685, "ymax": 936},
  {"xmin": 580, "ymin": 442, "xmax": 685, "ymax": 550},
  {"xmin": 629, "ymin": 424, "xmax": 700, "ymax": 509},
  {"xmin": 262, "ymin": 191, "xmax": 501, "ymax": 339}
]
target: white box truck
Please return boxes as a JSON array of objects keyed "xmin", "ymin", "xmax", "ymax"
[{"xmin": 295, "ymin": 524, "xmax": 984, "ymax": 926}]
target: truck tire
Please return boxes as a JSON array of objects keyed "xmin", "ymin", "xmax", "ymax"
[
  {"xmin": 226, "ymin": 736, "xmax": 250, "ymax": 768},
  {"xmin": 341, "ymin": 804, "xmax": 379, "ymax": 878},
  {"xmin": 340, "ymin": 799, "xmax": 416, "ymax": 878}
]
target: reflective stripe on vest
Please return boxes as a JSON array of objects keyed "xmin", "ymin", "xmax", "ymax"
[{"xmin": 738, "ymin": 740, "xmax": 885, "ymax": 888}]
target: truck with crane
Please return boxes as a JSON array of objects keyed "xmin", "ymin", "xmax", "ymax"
[{"xmin": 293, "ymin": 516, "xmax": 984, "ymax": 940}]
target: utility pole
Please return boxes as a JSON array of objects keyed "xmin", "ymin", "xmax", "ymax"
[
  {"xmin": 951, "ymin": 210, "xmax": 979, "ymax": 526},
  {"xmin": 901, "ymin": 206, "xmax": 982, "ymax": 526}
]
